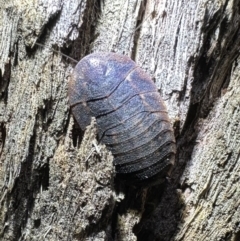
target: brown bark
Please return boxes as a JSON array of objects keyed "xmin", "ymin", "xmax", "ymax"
[{"xmin": 0, "ymin": 0, "xmax": 239, "ymax": 240}]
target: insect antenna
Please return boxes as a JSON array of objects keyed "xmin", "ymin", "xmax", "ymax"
[{"xmin": 35, "ymin": 42, "xmax": 78, "ymax": 64}]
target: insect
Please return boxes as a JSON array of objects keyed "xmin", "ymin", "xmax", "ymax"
[{"xmin": 68, "ymin": 52, "xmax": 176, "ymax": 186}]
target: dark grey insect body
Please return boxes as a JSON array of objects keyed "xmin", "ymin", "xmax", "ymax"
[{"xmin": 68, "ymin": 52, "xmax": 176, "ymax": 186}]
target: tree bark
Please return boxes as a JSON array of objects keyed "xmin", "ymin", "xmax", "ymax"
[{"xmin": 0, "ymin": 0, "xmax": 239, "ymax": 240}]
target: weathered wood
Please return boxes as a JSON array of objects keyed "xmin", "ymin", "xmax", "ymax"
[
  {"xmin": 176, "ymin": 62, "xmax": 240, "ymax": 240},
  {"xmin": 0, "ymin": 0, "xmax": 239, "ymax": 240}
]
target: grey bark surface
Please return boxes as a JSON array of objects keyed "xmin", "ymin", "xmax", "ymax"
[{"xmin": 0, "ymin": 0, "xmax": 239, "ymax": 241}]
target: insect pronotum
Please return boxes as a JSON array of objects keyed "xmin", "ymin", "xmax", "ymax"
[{"xmin": 68, "ymin": 52, "xmax": 176, "ymax": 186}]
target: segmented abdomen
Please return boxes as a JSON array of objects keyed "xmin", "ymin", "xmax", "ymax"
[{"xmin": 68, "ymin": 52, "xmax": 176, "ymax": 186}]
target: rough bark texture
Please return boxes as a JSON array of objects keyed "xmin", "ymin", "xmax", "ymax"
[{"xmin": 0, "ymin": 0, "xmax": 239, "ymax": 241}]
